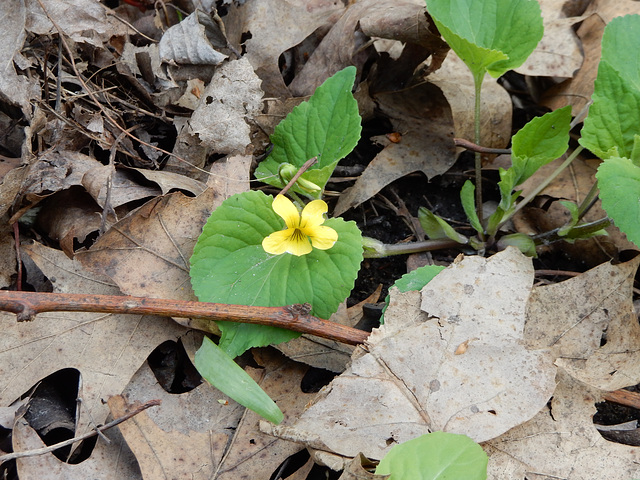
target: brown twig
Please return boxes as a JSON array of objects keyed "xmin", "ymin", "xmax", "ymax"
[
  {"xmin": 603, "ymin": 389, "xmax": 640, "ymax": 410},
  {"xmin": 454, "ymin": 137, "xmax": 511, "ymax": 155},
  {"xmin": 0, "ymin": 399, "xmax": 160, "ymax": 464},
  {"xmin": 279, "ymin": 157, "xmax": 318, "ymax": 196},
  {"xmin": 0, "ymin": 291, "xmax": 369, "ymax": 345}
]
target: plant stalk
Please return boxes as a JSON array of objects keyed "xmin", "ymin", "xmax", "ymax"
[
  {"xmin": 474, "ymin": 72, "xmax": 485, "ymax": 238},
  {"xmin": 363, "ymin": 237, "xmax": 463, "ymax": 258}
]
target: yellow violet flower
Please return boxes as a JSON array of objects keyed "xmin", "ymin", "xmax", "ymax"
[{"xmin": 262, "ymin": 195, "xmax": 338, "ymax": 256}]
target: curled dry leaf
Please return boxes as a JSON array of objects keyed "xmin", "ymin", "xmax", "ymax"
[{"xmin": 189, "ymin": 57, "xmax": 263, "ymax": 154}]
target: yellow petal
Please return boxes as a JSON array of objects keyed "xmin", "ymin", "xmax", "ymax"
[
  {"xmin": 308, "ymin": 225, "xmax": 338, "ymax": 250},
  {"xmin": 272, "ymin": 195, "xmax": 301, "ymax": 229},
  {"xmin": 262, "ymin": 228, "xmax": 313, "ymax": 256},
  {"xmin": 262, "ymin": 229, "xmax": 293, "ymax": 255},
  {"xmin": 300, "ymin": 199, "xmax": 328, "ymax": 229}
]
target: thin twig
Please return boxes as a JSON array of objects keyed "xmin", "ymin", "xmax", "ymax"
[
  {"xmin": 454, "ymin": 138, "xmax": 511, "ymax": 155},
  {"xmin": 0, "ymin": 291, "xmax": 370, "ymax": 345},
  {"xmin": 279, "ymin": 157, "xmax": 318, "ymax": 196},
  {"xmin": 0, "ymin": 399, "xmax": 160, "ymax": 464}
]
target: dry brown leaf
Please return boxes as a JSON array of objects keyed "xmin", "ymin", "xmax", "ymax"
[
  {"xmin": 232, "ymin": 0, "xmax": 345, "ymax": 97},
  {"xmin": 517, "ymin": 0, "xmax": 586, "ymax": 78},
  {"xmin": 0, "ymin": 0, "xmax": 39, "ymax": 112},
  {"xmin": 338, "ymin": 453, "xmax": 384, "ymax": 480},
  {"xmin": 159, "ymin": 11, "xmax": 228, "ymax": 66},
  {"xmin": 189, "ymin": 57, "xmax": 263, "ymax": 154},
  {"xmin": 429, "ymin": 52, "xmax": 512, "ymax": 150},
  {"xmin": 13, "ymin": 415, "xmax": 140, "ymax": 480},
  {"xmin": 0, "ymin": 243, "xmax": 184, "ymax": 440},
  {"xmin": 334, "ymin": 82, "xmax": 456, "ymax": 215},
  {"xmin": 484, "ymin": 370, "xmax": 640, "ymax": 479},
  {"xmin": 526, "ymin": 256, "xmax": 640, "ymax": 391},
  {"xmin": 77, "ymin": 156, "xmax": 249, "ymax": 305},
  {"xmin": 126, "ymin": 167, "xmax": 207, "ymax": 196},
  {"xmin": 0, "ymin": 221, "xmax": 16, "ymax": 288},
  {"xmin": 111, "ymin": 351, "xmax": 245, "ymax": 480},
  {"xmin": 76, "ymin": 191, "xmax": 209, "ymax": 301},
  {"xmin": 263, "ymin": 249, "xmax": 556, "ymax": 460}
]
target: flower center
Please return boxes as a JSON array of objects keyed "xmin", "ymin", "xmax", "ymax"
[{"xmin": 291, "ymin": 228, "xmax": 308, "ymax": 243}]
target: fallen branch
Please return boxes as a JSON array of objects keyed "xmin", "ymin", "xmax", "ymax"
[
  {"xmin": 0, "ymin": 399, "xmax": 160, "ymax": 464},
  {"xmin": 0, "ymin": 291, "xmax": 369, "ymax": 345}
]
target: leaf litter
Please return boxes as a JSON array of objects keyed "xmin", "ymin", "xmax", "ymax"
[{"xmin": 0, "ymin": 0, "xmax": 640, "ymax": 478}]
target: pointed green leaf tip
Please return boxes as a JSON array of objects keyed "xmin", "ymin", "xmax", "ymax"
[
  {"xmin": 189, "ymin": 190, "xmax": 363, "ymax": 358},
  {"xmin": 195, "ymin": 336, "xmax": 283, "ymax": 424},
  {"xmin": 254, "ymin": 66, "xmax": 362, "ymax": 198},
  {"xmin": 375, "ymin": 432, "xmax": 487, "ymax": 479},
  {"xmin": 426, "ymin": 0, "xmax": 543, "ymax": 78}
]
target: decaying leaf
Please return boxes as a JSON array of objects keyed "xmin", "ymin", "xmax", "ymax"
[
  {"xmin": 484, "ymin": 370, "xmax": 640, "ymax": 479},
  {"xmin": 189, "ymin": 57, "xmax": 263, "ymax": 154},
  {"xmin": 334, "ymin": 82, "xmax": 456, "ymax": 215},
  {"xmin": 263, "ymin": 248, "xmax": 556, "ymax": 459},
  {"xmin": 526, "ymin": 255, "xmax": 640, "ymax": 391},
  {"xmin": 0, "ymin": 243, "xmax": 185, "ymax": 439}
]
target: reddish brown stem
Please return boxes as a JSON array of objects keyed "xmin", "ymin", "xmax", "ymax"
[
  {"xmin": 454, "ymin": 137, "xmax": 511, "ymax": 155},
  {"xmin": 0, "ymin": 291, "xmax": 369, "ymax": 345}
]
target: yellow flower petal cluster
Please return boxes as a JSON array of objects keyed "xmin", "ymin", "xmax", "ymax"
[{"xmin": 262, "ymin": 195, "xmax": 338, "ymax": 256}]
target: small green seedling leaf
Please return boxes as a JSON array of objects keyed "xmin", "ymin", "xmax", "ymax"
[
  {"xmin": 375, "ymin": 431, "xmax": 488, "ymax": 480},
  {"xmin": 418, "ymin": 207, "xmax": 468, "ymax": 244},
  {"xmin": 460, "ymin": 180, "xmax": 483, "ymax": 233},
  {"xmin": 496, "ymin": 233, "xmax": 537, "ymax": 257},
  {"xmin": 425, "ymin": 0, "xmax": 543, "ymax": 78},
  {"xmin": 195, "ymin": 336, "xmax": 283, "ymax": 424},
  {"xmin": 190, "ymin": 190, "xmax": 363, "ymax": 358},
  {"xmin": 510, "ymin": 106, "xmax": 572, "ymax": 184},
  {"xmin": 596, "ymin": 156, "xmax": 640, "ymax": 247},
  {"xmin": 254, "ymin": 66, "xmax": 362, "ymax": 198},
  {"xmin": 557, "ymin": 201, "xmax": 580, "ymax": 237}
]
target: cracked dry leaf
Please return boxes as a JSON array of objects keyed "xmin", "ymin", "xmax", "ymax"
[
  {"xmin": 263, "ymin": 248, "xmax": 556, "ymax": 460},
  {"xmin": 525, "ymin": 255, "xmax": 640, "ymax": 391},
  {"xmin": 484, "ymin": 370, "xmax": 640, "ymax": 479},
  {"xmin": 0, "ymin": 243, "xmax": 184, "ymax": 440},
  {"xmin": 189, "ymin": 57, "xmax": 263, "ymax": 154}
]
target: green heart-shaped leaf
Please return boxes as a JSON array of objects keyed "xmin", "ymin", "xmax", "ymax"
[{"xmin": 190, "ymin": 190, "xmax": 363, "ymax": 358}]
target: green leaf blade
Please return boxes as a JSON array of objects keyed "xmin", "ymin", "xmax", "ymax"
[
  {"xmin": 195, "ymin": 336, "xmax": 283, "ymax": 424},
  {"xmin": 254, "ymin": 66, "xmax": 362, "ymax": 196},
  {"xmin": 375, "ymin": 431, "xmax": 487, "ymax": 480},
  {"xmin": 426, "ymin": 0, "xmax": 543, "ymax": 78},
  {"xmin": 511, "ymin": 106, "xmax": 572, "ymax": 184},
  {"xmin": 580, "ymin": 61, "xmax": 640, "ymax": 160},
  {"xmin": 596, "ymin": 156, "xmax": 640, "ymax": 248},
  {"xmin": 190, "ymin": 191, "xmax": 363, "ymax": 357}
]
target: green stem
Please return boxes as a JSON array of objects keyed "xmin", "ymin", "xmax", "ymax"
[
  {"xmin": 474, "ymin": 71, "xmax": 485, "ymax": 239},
  {"xmin": 533, "ymin": 216, "xmax": 611, "ymax": 246},
  {"xmin": 362, "ymin": 237, "xmax": 462, "ymax": 258},
  {"xmin": 576, "ymin": 181, "xmax": 600, "ymax": 220}
]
